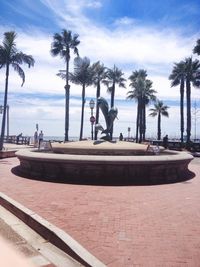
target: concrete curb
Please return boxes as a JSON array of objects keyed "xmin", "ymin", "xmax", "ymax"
[
  {"xmin": 0, "ymin": 150, "xmax": 17, "ymax": 159},
  {"xmin": 0, "ymin": 192, "xmax": 106, "ymax": 267}
]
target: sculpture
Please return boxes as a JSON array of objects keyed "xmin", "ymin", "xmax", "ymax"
[{"xmin": 95, "ymin": 97, "xmax": 118, "ymax": 141}]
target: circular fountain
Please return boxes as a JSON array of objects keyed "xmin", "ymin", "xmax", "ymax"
[{"xmin": 15, "ymin": 140, "xmax": 193, "ymax": 185}]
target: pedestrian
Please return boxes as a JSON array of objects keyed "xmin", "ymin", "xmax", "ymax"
[
  {"xmin": 163, "ymin": 134, "xmax": 168, "ymax": 149},
  {"xmin": 16, "ymin": 133, "xmax": 22, "ymax": 144},
  {"xmin": 33, "ymin": 131, "xmax": 38, "ymax": 147},
  {"xmin": 119, "ymin": 133, "xmax": 123, "ymax": 141},
  {"xmin": 38, "ymin": 130, "xmax": 44, "ymax": 148}
]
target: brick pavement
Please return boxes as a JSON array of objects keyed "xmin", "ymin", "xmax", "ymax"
[{"xmin": 1, "ymin": 157, "xmax": 200, "ymax": 266}]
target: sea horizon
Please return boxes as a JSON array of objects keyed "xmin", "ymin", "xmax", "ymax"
[{"xmin": 42, "ymin": 135, "xmax": 200, "ymax": 142}]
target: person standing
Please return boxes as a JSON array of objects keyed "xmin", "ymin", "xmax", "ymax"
[
  {"xmin": 16, "ymin": 133, "xmax": 22, "ymax": 144},
  {"xmin": 119, "ymin": 133, "xmax": 123, "ymax": 141},
  {"xmin": 163, "ymin": 134, "xmax": 168, "ymax": 149},
  {"xmin": 33, "ymin": 131, "xmax": 38, "ymax": 147},
  {"xmin": 38, "ymin": 130, "xmax": 44, "ymax": 148}
]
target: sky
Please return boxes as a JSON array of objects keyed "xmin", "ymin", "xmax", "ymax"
[{"xmin": 0, "ymin": 0, "xmax": 200, "ymax": 140}]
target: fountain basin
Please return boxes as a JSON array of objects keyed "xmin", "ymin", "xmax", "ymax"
[
  {"xmin": 15, "ymin": 141, "xmax": 193, "ymax": 185},
  {"xmin": 50, "ymin": 140, "xmax": 154, "ymax": 155}
]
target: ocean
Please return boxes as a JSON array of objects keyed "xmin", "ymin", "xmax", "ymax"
[
  {"xmin": 43, "ymin": 136, "xmax": 119, "ymax": 142},
  {"xmin": 43, "ymin": 136, "xmax": 79, "ymax": 142}
]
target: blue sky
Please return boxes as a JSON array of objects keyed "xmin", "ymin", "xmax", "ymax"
[{"xmin": 0, "ymin": 0, "xmax": 200, "ymax": 139}]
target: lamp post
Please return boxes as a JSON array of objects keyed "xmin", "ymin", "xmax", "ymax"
[{"xmin": 89, "ymin": 99, "xmax": 95, "ymax": 140}]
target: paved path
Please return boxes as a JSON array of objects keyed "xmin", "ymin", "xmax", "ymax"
[{"xmin": 1, "ymin": 157, "xmax": 200, "ymax": 266}]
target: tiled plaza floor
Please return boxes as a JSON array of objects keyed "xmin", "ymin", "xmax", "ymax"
[{"xmin": 1, "ymin": 157, "xmax": 200, "ymax": 266}]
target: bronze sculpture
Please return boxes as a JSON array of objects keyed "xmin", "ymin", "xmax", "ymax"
[{"xmin": 95, "ymin": 97, "xmax": 118, "ymax": 140}]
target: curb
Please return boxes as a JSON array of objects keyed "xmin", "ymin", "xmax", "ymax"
[
  {"xmin": 0, "ymin": 150, "xmax": 17, "ymax": 159},
  {"xmin": 0, "ymin": 192, "xmax": 106, "ymax": 267}
]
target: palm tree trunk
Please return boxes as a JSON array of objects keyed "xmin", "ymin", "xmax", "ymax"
[
  {"xmin": 110, "ymin": 83, "xmax": 115, "ymax": 108},
  {"xmin": 0, "ymin": 64, "xmax": 9, "ymax": 151},
  {"xmin": 136, "ymin": 103, "xmax": 139, "ymax": 143},
  {"xmin": 140, "ymin": 101, "xmax": 144, "ymax": 142},
  {"xmin": 79, "ymin": 84, "xmax": 85, "ymax": 141},
  {"xmin": 180, "ymin": 78, "xmax": 184, "ymax": 143},
  {"xmin": 142, "ymin": 102, "xmax": 146, "ymax": 141},
  {"xmin": 110, "ymin": 83, "xmax": 115, "ymax": 139},
  {"xmin": 139, "ymin": 99, "xmax": 143, "ymax": 143},
  {"xmin": 65, "ymin": 59, "xmax": 70, "ymax": 142},
  {"xmin": 94, "ymin": 81, "xmax": 100, "ymax": 140},
  {"xmin": 186, "ymin": 79, "xmax": 191, "ymax": 143},
  {"xmin": 158, "ymin": 112, "xmax": 161, "ymax": 140}
]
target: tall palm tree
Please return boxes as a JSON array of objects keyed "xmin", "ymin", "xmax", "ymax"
[
  {"xmin": 103, "ymin": 65, "xmax": 126, "ymax": 108},
  {"xmin": 149, "ymin": 100, "xmax": 169, "ymax": 140},
  {"xmin": 169, "ymin": 61, "xmax": 186, "ymax": 143},
  {"xmin": 91, "ymin": 61, "xmax": 106, "ymax": 140},
  {"xmin": 128, "ymin": 70, "xmax": 147, "ymax": 142},
  {"xmin": 103, "ymin": 65, "xmax": 126, "ymax": 139},
  {"xmin": 193, "ymin": 39, "xmax": 200, "ymax": 56},
  {"xmin": 184, "ymin": 57, "xmax": 200, "ymax": 142},
  {"xmin": 127, "ymin": 70, "xmax": 156, "ymax": 142},
  {"xmin": 61, "ymin": 57, "xmax": 94, "ymax": 140},
  {"xmin": 0, "ymin": 31, "xmax": 35, "ymax": 151},
  {"xmin": 141, "ymin": 80, "xmax": 157, "ymax": 141},
  {"xmin": 50, "ymin": 29, "xmax": 80, "ymax": 141}
]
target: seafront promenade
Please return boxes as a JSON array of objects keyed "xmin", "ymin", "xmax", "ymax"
[{"xmin": 0, "ymin": 146, "xmax": 200, "ymax": 266}]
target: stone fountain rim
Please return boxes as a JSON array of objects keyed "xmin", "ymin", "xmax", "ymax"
[{"xmin": 15, "ymin": 148, "xmax": 193, "ymax": 164}]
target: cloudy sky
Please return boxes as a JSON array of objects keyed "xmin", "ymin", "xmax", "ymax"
[{"xmin": 0, "ymin": 0, "xmax": 200, "ymax": 140}]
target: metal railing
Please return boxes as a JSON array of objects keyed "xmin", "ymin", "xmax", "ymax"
[{"xmin": 4, "ymin": 135, "xmax": 30, "ymax": 145}]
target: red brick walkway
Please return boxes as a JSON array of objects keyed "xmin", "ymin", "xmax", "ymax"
[{"xmin": 1, "ymin": 157, "xmax": 200, "ymax": 266}]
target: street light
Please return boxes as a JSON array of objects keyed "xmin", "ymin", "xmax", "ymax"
[{"xmin": 89, "ymin": 99, "xmax": 95, "ymax": 140}]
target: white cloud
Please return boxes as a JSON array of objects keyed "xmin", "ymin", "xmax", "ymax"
[{"xmin": 114, "ymin": 16, "xmax": 137, "ymax": 26}]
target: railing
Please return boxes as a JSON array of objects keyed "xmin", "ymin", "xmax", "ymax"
[
  {"xmin": 4, "ymin": 135, "xmax": 30, "ymax": 145},
  {"xmin": 152, "ymin": 140, "xmax": 200, "ymax": 152}
]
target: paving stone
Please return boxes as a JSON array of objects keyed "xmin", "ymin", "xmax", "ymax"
[{"xmin": 0, "ymin": 157, "xmax": 200, "ymax": 266}]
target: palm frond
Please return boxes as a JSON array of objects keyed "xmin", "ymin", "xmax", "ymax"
[
  {"xmin": 103, "ymin": 65, "xmax": 126, "ymax": 95},
  {"xmin": 11, "ymin": 63, "xmax": 25, "ymax": 86},
  {"xmin": 13, "ymin": 52, "xmax": 35, "ymax": 67},
  {"xmin": 162, "ymin": 111, "xmax": 169, "ymax": 117},
  {"xmin": 69, "ymin": 57, "xmax": 95, "ymax": 86},
  {"xmin": 149, "ymin": 100, "xmax": 169, "ymax": 117},
  {"xmin": 0, "ymin": 31, "xmax": 34, "ymax": 86},
  {"xmin": 193, "ymin": 39, "xmax": 200, "ymax": 55},
  {"xmin": 50, "ymin": 29, "xmax": 80, "ymax": 61},
  {"xmin": 57, "ymin": 71, "xmax": 66, "ymax": 80},
  {"xmin": 149, "ymin": 110, "xmax": 157, "ymax": 117}
]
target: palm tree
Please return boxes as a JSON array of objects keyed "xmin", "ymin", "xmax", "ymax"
[
  {"xmin": 128, "ymin": 70, "xmax": 147, "ymax": 142},
  {"xmin": 193, "ymin": 39, "xmax": 200, "ymax": 56},
  {"xmin": 0, "ymin": 31, "xmax": 35, "ymax": 151},
  {"xmin": 103, "ymin": 65, "xmax": 126, "ymax": 108},
  {"xmin": 149, "ymin": 100, "xmax": 169, "ymax": 140},
  {"xmin": 91, "ymin": 61, "xmax": 106, "ymax": 140},
  {"xmin": 50, "ymin": 29, "xmax": 80, "ymax": 141},
  {"xmin": 103, "ymin": 65, "xmax": 126, "ymax": 139},
  {"xmin": 184, "ymin": 57, "xmax": 200, "ymax": 143},
  {"xmin": 127, "ymin": 70, "xmax": 156, "ymax": 142},
  {"xmin": 60, "ymin": 57, "xmax": 94, "ymax": 140},
  {"xmin": 169, "ymin": 61, "xmax": 186, "ymax": 143},
  {"xmin": 141, "ymin": 81, "xmax": 157, "ymax": 141}
]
